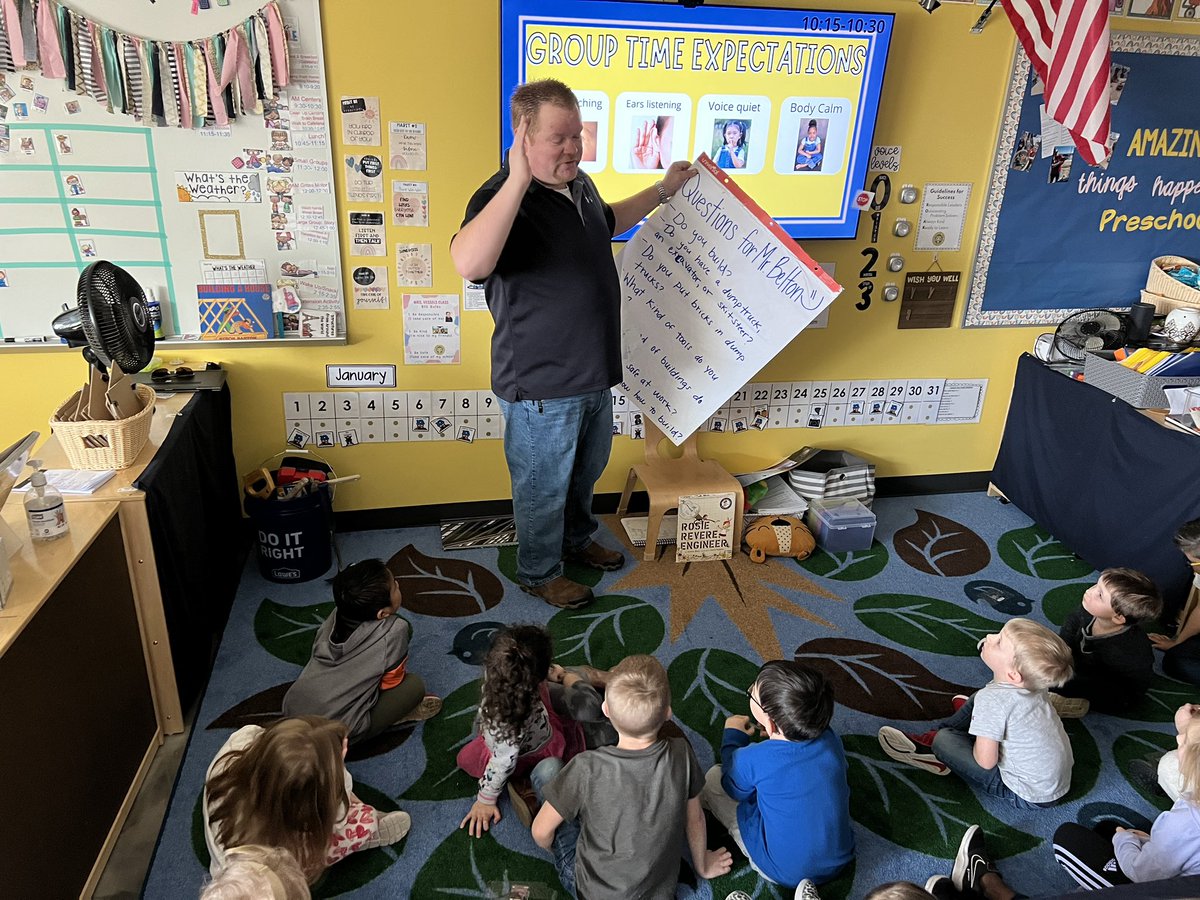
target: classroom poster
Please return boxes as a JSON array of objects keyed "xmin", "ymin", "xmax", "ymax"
[
  {"xmin": 351, "ymin": 266, "xmax": 390, "ymax": 309},
  {"xmin": 396, "ymin": 243, "xmax": 433, "ymax": 287},
  {"xmin": 340, "ymin": 96, "xmax": 381, "ymax": 145},
  {"xmin": 618, "ymin": 154, "xmax": 842, "ymax": 444},
  {"xmin": 393, "ymin": 181, "xmax": 429, "ymax": 227},
  {"xmin": 344, "ymin": 154, "xmax": 383, "ymax": 203},
  {"xmin": 348, "ymin": 212, "xmax": 386, "ymax": 256},
  {"xmin": 389, "ymin": 122, "xmax": 428, "ymax": 170},
  {"xmin": 403, "ymin": 293, "xmax": 461, "ymax": 364}
]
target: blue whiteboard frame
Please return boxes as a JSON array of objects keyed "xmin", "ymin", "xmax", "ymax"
[{"xmin": 965, "ymin": 32, "xmax": 1200, "ymax": 327}]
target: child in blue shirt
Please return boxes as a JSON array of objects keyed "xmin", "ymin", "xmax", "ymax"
[{"xmin": 700, "ymin": 661, "xmax": 854, "ymax": 890}]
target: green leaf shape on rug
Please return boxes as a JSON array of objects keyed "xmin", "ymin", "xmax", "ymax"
[
  {"xmin": 497, "ymin": 545, "xmax": 602, "ymax": 589},
  {"xmin": 892, "ymin": 510, "xmax": 991, "ymax": 577},
  {"xmin": 800, "ymin": 541, "xmax": 889, "ymax": 581},
  {"xmin": 548, "ymin": 594, "xmax": 665, "ymax": 668},
  {"xmin": 388, "ymin": 544, "xmax": 505, "ymax": 617},
  {"xmin": 1117, "ymin": 675, "xmax": 1196, "ymax": 723},
  {"xmin": 997, "ymin": 525, "xmax": 1094, "ymax": 580},
  {"xmin": 843, "ymin": 735, "xmax": 1040, "ymax": 859},
  {"xmin": 1061, "ymin": 718, "xmax": 1101, "ymax": 804},
  {"xmin": 706, "ymin": 862, "xmax": 788, "ymax": 900},
  {"xmin": 410, "ymin": 828, "xmax": 567, "ymax": 899},
  {"xmin": 1114, "ymin": 730, "xmax": 1178, "ymax": 812},
  {"xmin": 1043, "ymin": 583, "xmax": 1089, "ymax": 627},
  {"xmin": 795, "ymin": 638, "xmax": 975, "ymax": 719},
  {"xmin": 192, "ymin": 783, "xmax": 405, "ymax": 897},
  {"xmin": 402, "ymin": 677, "xmax": 482, "ymax": 801},
  {"xmin": 854, "ymin": 594, "xmax": 999, "ymax": 657},
  {"xmin": 669, "ymin": 648, "xmax": 762, "ymax": 758},
  {"xmin": 255, "ymin": 598, "xmax": 334, "ymax": 666}
]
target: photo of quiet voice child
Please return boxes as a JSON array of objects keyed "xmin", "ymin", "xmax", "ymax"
[
  {"xmin": 794, "ymin": 119, "xmax": 826, "ymax": 171},
  {"xmin": 630, "ymin": 116, "xmax": 674, "ymax": 170},
  {"xmin": 712, "ymin": 120, "xmax": 748, "ymax": 170}
]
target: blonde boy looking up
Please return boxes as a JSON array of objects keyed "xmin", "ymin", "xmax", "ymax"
[
  {"xmin": 1052, "ymin": 567, "xmax": 1162, "ymax": 717},
  {"xmin": 530, "ymin": 655, "xmax": 732, "ymax": 899},
  {"xmin": 879, "ymin": 619, "xmax": 1075, "ymax": 809}
]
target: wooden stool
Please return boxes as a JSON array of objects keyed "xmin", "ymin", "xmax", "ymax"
[{"xmin": 616, "ymin": 422, "xmax": 744, "ymax": 560}]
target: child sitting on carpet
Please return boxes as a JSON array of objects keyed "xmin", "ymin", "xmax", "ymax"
[
  {"xmin": 200, "ymin": 844, "xmax": 310, "ymax": 899},
  {"xmin": 203, "ymin": 716, "xmax": 411, "ymax": 883},
  {"xmin": 700, "ymin": 660, "xmax": 855, "ymax": 891},
  {"xmin": 1053, "ymin": 717, "xmax": 1200, "ymax": 888},
  {"xmin": 878, "ymin": 618, "xmax": 1074, "ymax": 809},
  {"xmin": 457, "ymin": 624, "xmax": 593, "ymax": 837},
  {"xmin": 282, "ymin": 559, "xmax": 442, "ymax": 744},
  {"xmin": 1051, "ymin": 567, "xmax": 1161, "ymax": 717},
  {"xmin": 530, "ymin": 654, "xmax": 732, "ymax": 898},
  {"xmin": 1151, "ymin": 519, "xmax": 1200, "ymax": 686}
]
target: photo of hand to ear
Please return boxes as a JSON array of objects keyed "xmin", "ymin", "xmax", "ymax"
[{"xmin": 631, "ymin": 116, "xmax": 674, "ymax": 170}]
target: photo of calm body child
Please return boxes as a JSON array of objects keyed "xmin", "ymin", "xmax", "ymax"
[{"xmin": 794, "ymin": 118, "xmax": 826, "ymax": 171}]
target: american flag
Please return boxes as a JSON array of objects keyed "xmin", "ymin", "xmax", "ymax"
[{"xmin": 1001, "ymin": 0, "xmax": 1112, "ymax": 167}]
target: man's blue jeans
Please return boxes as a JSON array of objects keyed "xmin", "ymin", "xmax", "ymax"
[
  {"xmin": 931, "ymin": 694, "xmax": 1055, "ymax": 810},
  {"xmin": 531, "ymin": 756, "xmax": 578, "ymax": 897},
  {"xmin": 498, "ymin": 390, "xmax": 613, "ymax": 587}
]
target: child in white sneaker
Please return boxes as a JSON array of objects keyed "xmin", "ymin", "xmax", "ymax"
[
  {"xmin": 203, "ymin": 716, "xmax": 410, "ymax": 883},
  {"xmin": 878, "ymin": 618, "xmax": 1074, "ymax": 809}
]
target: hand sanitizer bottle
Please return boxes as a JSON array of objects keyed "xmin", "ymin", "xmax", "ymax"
[{"xmin": 24, "ymin": 460, "xmax": 69, "ymax": 542}]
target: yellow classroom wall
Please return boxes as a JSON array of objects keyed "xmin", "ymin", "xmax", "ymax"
[{"xmin": 1, "ymin": 1, "xmax": 1195, "ymax": 513}]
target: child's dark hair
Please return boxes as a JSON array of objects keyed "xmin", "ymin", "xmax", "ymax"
[
  {"xmin": 480, "ymin": 625, "xmax": 552, "ymax": 743},
  {"xmin": 808, "ymin": 118, "xmax": 818, "ymax": 129},
  {"xmin": 1175, "ymin": 519, "xmax": 1200, "ymax": 560},
  {"xmin": 330, "ymin": 559, "xmax": 392, "ymax": 643},
  {"xmin": 754, "ymin": 660, "xmax": 833, "ymax": 741},
  {"xmin": 1100, "ymin": 567, "xmax": 1162, "ymax": 624}
]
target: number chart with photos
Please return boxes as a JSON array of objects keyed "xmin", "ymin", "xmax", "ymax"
[{"xmin": 282, "ymin": 377, "xmax": 987, "ymax": 449}]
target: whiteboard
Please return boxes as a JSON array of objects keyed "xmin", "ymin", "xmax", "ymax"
[{"xmin": 0, "ymin": 0, "xmax": 341, "ymax": 342}]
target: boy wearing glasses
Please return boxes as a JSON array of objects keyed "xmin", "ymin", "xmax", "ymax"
[{"xmin": 700, "ymin": 661, "xmax": 854, "ymax": 894}]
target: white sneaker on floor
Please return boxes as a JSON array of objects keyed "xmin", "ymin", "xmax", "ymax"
[
  {"xmin": 795, "ymin": 879, "xmax": 821, "ymax": 900},
  {"xmin": 372, "ymin": 810, "xmax": 411, "ymax": 847}
]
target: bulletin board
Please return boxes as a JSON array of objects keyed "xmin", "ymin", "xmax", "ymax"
[
  {"xmin": 0, "ymin": 0, "xmax": 342, "ymax": 343},
  {"xmin": 965, "ymin": 32, "xmax": 1200, "ymax": 327}
]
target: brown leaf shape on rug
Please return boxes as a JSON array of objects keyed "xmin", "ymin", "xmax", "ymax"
[
  {"xmin": 387, "ymin": 544, "xmax": 504, "ymax": 617},
  {"xmin": 207, "ymin": 682, "xmax": 292, "ymax": 730},
  {"xmin": 893, "ymin": 509, "xmax": 991, "ymax": 577},
  {"xmin": 795, "ymin": 638, "xmax": 974, "ymax": 719}
]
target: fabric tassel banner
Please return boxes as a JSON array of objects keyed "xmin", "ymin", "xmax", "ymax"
[{"xmin": 0, "ymin": 0, "xmax": 289, "ymax": 128}]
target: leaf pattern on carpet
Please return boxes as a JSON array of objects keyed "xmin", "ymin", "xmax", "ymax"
[
  {"xmin": 855, "ymin": 594, "xmax": 998, "ymax": 656},
  {"xmin": 1077, "ymin": 801, "xmax": 1155, "ymax": 833},
  {"xmin": 1119, "ymin": 676, "xmax": 1196, "ymax": 723},
  {"xmin": 497, "ymin": 545, "xmax": 602, "ymax": 589},
  {"xmin": 893, "ymin": 510, "xmax": 990, "ymax": 577},
  {"xmin": 191, "ymin": 784, "xmax": 405, "ymax": 897},
  {"xmin": 388, "ymin": 544, "xmax": 504, "ymax": 616},
  {"xmin": 1114, "ymin": 730, "xmax": 1179, "ymax": 811},
  {"xmin": 794, "ymin": 638, "xmax": 975, "ymax": 719},
  {"xmin": 843, "ymin": 735, "xmax": 1040, "ymax": 859},
  {"xmin": 669, "ymin": 648, "xmax": 762, "ymax": 758},
  {"xmin": 450, "ymin": 621, "xmax": 505, "ymax": 665},
  {"xmin": 1042, "ymin": 582, "xmax": 1089, "ymax": 627},
  {"xmin": 963, "ymin": 580, "xmax": 1033, "ymax": 616},
  {"xmin": 402, "ymin": 678, "xmax": 481, "ymax": 801},
  {"xmin": 255, "ymin": 598, "xmax": 334, "ymax": 665},
  {"xmin": 800, "ymin": 542, "xmax": 889, "ymax": 581},
  {"xmin": 410, "ymin": 829, "xmax": 566, "ymax": 899},
  {"xmin": 548, "ymin": 594, "xmax": 664, "ymax": 668},
  {"xmin": 208, "ymin": 682, "xmax": 292, "ymax": 730},
  {"xmin": 613, "ymin": 552, "xmax": 842, "ymax": 661},
  {"xmin": 1062, "ymin": 719, "xmax": 1101, "ymax": 804},
  {"xmin": 997, "ymin": 525, "xmax": 1094, "ymax": 580}
]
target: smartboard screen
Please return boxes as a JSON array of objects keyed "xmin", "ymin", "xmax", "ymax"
[{"xmin": 501, "ymin": 0, "xmax": 894, "ymax": 239}]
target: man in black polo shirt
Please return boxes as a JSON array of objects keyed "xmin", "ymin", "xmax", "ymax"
[{"xmin": 451, "ymin": 79, "xmax": 693, "ymax": 609}]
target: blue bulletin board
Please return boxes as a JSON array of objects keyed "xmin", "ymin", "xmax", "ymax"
[{"xmin": 965, "ymin": 32, "xmax": 1200, "ymax": 327}]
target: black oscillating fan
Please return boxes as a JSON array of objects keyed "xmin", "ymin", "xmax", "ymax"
[
  {"xmin": 51, "ymin": 261, "xmax": 156, "ymax": 419},
  {"xmin": 1052, "ymin": 308, "xmax": 1127, "ymax": 364}
]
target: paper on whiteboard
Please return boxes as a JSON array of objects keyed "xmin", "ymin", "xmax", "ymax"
[{"xmin": 618, "ymin": 154, "xmax": 842, "ymax": 444}]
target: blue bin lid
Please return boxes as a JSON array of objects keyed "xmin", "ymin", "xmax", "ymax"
[{"xmin": 812, "ymin": 498, "xmax": 875, "ymax": 526}]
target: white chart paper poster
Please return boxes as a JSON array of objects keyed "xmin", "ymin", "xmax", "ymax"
[
  {"xmin": 403, "ymin": 293, "xmax": 460, "ymax": 364},
  {"xmin": 619, "ymin": 154, "xmax": 842, "ymax": 444}
]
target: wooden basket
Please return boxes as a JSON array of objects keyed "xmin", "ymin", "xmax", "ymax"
[
  {"xmin": 1141, "ymin": 289, "xmax": 1200, "ymax": 316},
  {"xmin": 50, "ymin": 383, "xmax": 156, "ymax": 470},
  {"xmin": 1146, "ymin": 255, "xmax": 1200, "ymax": 304}
]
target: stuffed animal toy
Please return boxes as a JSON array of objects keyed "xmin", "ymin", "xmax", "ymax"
[{"xmin": 743, "ymin": 516, "xmax": 816, "ymax": 563}]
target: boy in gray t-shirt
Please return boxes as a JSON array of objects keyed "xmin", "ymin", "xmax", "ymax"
[
  {"xmin": 530, "ymin": 655, "xmax": 732, "ymax": 899},
  {"xmin": 878, "ymin": 618, "xmax": 1075, "ymax": 808}
]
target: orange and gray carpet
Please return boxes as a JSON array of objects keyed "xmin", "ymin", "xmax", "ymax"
[{"xmin": 145, "ymin": 492, "xmax": 1187, "ymax": 899}]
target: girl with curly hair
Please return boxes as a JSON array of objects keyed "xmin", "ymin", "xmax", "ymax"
[
  {"xmin": 456, "ymin": 624, "xmax": 595, "ymax": 837},
  {"xmin": 203, "ymin": 716, "xmax": 410, "ymax": 883}
]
